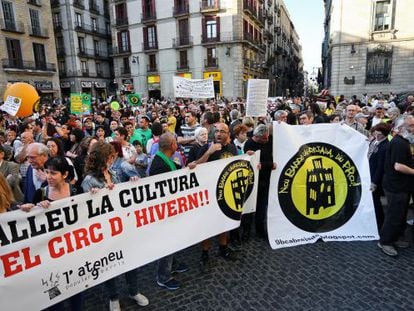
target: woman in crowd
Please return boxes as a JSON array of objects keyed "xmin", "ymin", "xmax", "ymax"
[
  {"xmin": 72, "ymin": 136, "xmax": 98, "ymax": 186},
  {"xmin": 233, "ymin": 124, "xmax": 249, "ymax": 154},
  {"xmin": 46, "ymin": 137, "xmax": 77, "ymax": 184},
  {"xmin": 18, "ymin": 156, "xmax": 83, "ymax": 310},
  {"xmin": 187, "ymin": 127, "xmax": 208, "ymax": 163},
  {"xmin": 368, "ymin": 123, "xmax": 391, "ymax": 231},
  {"xmin": 81, "ymin": 141, "xmax": 149, "ymax": 310},
  {"xmin": 66, "ymin": 128, "xmax": 85, "ymax": 159},
  {"xmin": 0, "ymin": 174, "xmax": 14, "ymax": 213},
  {"xmin": 95, "ymin": 125, "xmax": 107, "ymax": 142}
]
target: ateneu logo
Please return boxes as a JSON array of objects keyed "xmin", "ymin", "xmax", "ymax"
[
  {"xmin": 278, "ymin": 142, "xmax": 361, "ymax": 232},
  {"xmin": 216, "ymin": 160, "xmax": 254, "ymax": 220}
]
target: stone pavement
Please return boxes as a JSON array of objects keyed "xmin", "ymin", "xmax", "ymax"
[{"xmin": 69, "ymin": 225, "xmax": 414, "ymax": 311}]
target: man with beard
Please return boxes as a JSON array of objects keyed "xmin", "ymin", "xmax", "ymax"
[
  {"xmin": 378, "ymin": 115, "xmax": 414, "ymax": 256},
  {"xmin": 196, "ymin": 123, "xmax": 238, "ymax": 272}
]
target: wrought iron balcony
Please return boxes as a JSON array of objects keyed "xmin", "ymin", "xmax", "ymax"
[
  {"xmin": 74, "ymin": 22, "xmax": 111, "ymax": 38},
  {"xmin": 51, "ymin": 0, "xmax": 60, "ymax": 7},
  {"xmin": 177, "ymin": 61, "xmax": 189, "ymax": 71},
  {"xmin": 27, "ymin": 0, "xmax": 41, "ymax": 6},
  {"xmin": 142, "ymin": 42, "xmax": 158, "ymax": 51},
  {"xmin": 141, "ymin": 11, "xmax": 156, "ymax": 23},
  {"xmin": 201, "ymin": 34, "xmax": 220, "ymax": 44},
  {"xmin": 173, "ymin": 3, "xmax": 189, "ymax": 16},
  {"xmin": 0, "ymin": 19, "xmax": 25, "ymax": 33},
  {"xmin": 56, "ymin": 47, "xmax": 66, "ymax": 57},
  {"xmin": 115, "ymin": 17, "xmax": 128, "ymax": 26},
  {"xmin": 200, "ymin": 0, "xmax": 220, "ymax": 12},
  {"xmin": 81, "ymin": 69, "xmax": 90, "ymax": 77},
  {"xmin": 73, "ymin": 0, "xmax": 85, "ymax": 9},
  {"xmin": 243, "ymin": 0, "xmax": 255, "ymax": 15},
  {"xmin": 53, "ymin": 21, "xmax": 63, "ymax": 31},
  {"xmin": 147, "ymin": 64, "xmax": 158, "ymax": 72},
  {"xmin": 2, "ymin": 58, "xmax": 56, "ymax": 72},
  {"xmin": 112, "ymin": 46, "xmax": 131, "ymax": 55},
  {"xmin": 29, "ymin": 26, "xmax": 49, "ymax": 38},
  {"xmin": 204, "ymin": 57, "xmax": 218, "ymax": 68},
  {"xmin": 120, "ymin": 67, "xmax": 131, "ymax": 75},
  {"xmin": 172, "ymin": 36, "xmax": 193, "ymax": 48},
  {"xmin": 78, "ymin": 48, "xmax": 109, "ymax": 59},
  {"xmin": 89, "ymin": 1, "xmax": 100, "ymax": 14}
]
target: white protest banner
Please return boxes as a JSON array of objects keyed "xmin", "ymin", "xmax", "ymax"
[
  {"xmin": 246, "ymin": 79, "xmax": 269, "ymax": 117},
  {"xmin": 0, "ymin": 153, "xmax": 259, "ymax": 310},
  {"xmin": 173, "ymin": 76, "xmax": 215, "ymax": 98},
  {"xmin": 0, "ymin": 95, "xmax": 22, "ymax": 116},
  {"xmin": 268, "ymin": 123, "xmax": 378, "ymax": 249}
]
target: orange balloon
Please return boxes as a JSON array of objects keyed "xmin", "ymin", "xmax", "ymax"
[{"xmin": 3, "ymin": 83, "xmax": 40, "ymax": 117}]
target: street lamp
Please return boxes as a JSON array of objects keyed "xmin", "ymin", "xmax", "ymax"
[{"xmin": 131, "ymin": 56, "xmax": 139, "ymax": 64}]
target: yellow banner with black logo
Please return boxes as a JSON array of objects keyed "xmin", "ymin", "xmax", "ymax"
[{"xmin": 268, "ymin": 123, "xmax": 378, "ymax": 249}]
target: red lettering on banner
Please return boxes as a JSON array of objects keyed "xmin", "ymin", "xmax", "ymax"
[
  {"xmin": 109, "ymin": 217, "xmax": 123, "ymax": 236},
  {"xmin": 167, "ymin": 200, "xmax": 177, "ymax": 217},
  {"xmin": 155, "ymin": 203, "xmax": 166, "ymax": 220},
  {"xmin": 0, "ymin": 247, "xmax": 41, "ymax": 277},
  {"xmin": 134, "ymin": 208, "xmax": 149, "ymax": 227},
  {"xmin": 48, "ymin": 223, "xmax": 104, "ymax": 259},
  {"xmin": 177, "ymin": 197, "xmax": 188, "ymax": 213},
  {"xmin": 89, "ymin": 223, "xmax": 103, "ymax": 242}
]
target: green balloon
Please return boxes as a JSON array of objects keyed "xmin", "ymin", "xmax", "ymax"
[{"xmin": 110, "ymin": 101, "xmax": 120, "ymax": 111}]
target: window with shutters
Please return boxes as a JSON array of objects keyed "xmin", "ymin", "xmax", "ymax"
[
  {"xmin": 94, "ymin": 40, "xmax": 100, "ymax": 55},
  {"xmin": 143, "ymin": 26, "xmax": 157, "ymax": 50},
  {"xmin": 148, "ymin": 54, "xmax": 156, "ymax": 71},
  {"xmin": 179, "ymin": 50, "xmax": 188, "ymax": 69},
  {"xmin": 202, "ymin": 16, "xmax": 220, "ymax": 43},
  {"xmin": 78, "ymin": 36, "xmax": 85, "ymax": 53},
  {"xmin": 373, "ymin": 0, "xmax": 392, "ymax": 31},
  {"xmin": 115, "ymin": 3, "xmax": 128, "ymax": 25},
  {"xmin": 6, "ymin": 38, "xmax": 23, "ymax": 68},
  {"xmin": 206, "ymin": 47, "xmax": 217, "ymax": 67},
  {"xmin": 91, "ymin": 17, "xmax": 97, "ymax": 31},
  {"xmin": 2, "ymin": 1, "xmax": 15, "ymax": 30},
  {"xmin": 75, "ymin": 13, "xmax": 82, "ymax": 27},
  {"xmin": 178, "ymin": 19, "xmax": 189, "ymax": 45},
  {"xmin": 29, "ymin": 9, "xmax": 41, "ymax": 35},
  {"xmin": 53, "ymin": 12, "xmax": 61, "ymax": 28},
  {"xmin": 33, "ymin": 43, "xmax": 46, "ymax": 70},
  {"xmin": 118, "ymin": 30, "xmax": 130, "ymax": 52}
]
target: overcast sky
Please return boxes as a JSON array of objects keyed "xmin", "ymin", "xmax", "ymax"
[{"xmin": 283, "ymin": 0, "xmax": 325, "ymax": 75}]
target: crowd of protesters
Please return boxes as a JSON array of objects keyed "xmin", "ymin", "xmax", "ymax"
[{"xmin": 0, "ymin": 90, "xmax": 414, "ymax": 310}]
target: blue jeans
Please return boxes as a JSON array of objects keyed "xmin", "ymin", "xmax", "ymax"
[
  {"xmin": 157, "ymin": 255, "xmax": 181, "ymax": 283},
  {"xmin": 105, "ymin": 269, "xmax": 139, "ymax": 300}
]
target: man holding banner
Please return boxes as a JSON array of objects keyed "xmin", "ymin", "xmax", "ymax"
[
  {"xmin": 378, "ymin": 115, "xmax": 414, "ymax": 257},
  {"xmin": 196, "ymin": 123, "xmax": 239, "ymax": 271},
  {"xmin": 149, "ymin": 132, "xmax": 188, "ymax": 290}
]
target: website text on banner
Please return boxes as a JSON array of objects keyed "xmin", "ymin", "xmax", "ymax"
[
  {"xmin": 0, "ymin": 153, "xmax": 259, "ymax": 310},
  {"xmin": 173, "ymin": 76, "xmax": 215, "ymax": 98},
  {"xmin": 267, "ymin": 122, "xmax": 378, "ymax": 249}
]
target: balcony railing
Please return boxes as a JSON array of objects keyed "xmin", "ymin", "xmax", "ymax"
[
  {"xmin": 89, "ymin": 1, "xmax": 100, "ymax": 14},
  {"xmin": 115, "ymin": 17, "xmax": 128, "ymax": 26},
  {"xmin": 200, "ymin": 0, "xmax": 220, "ymax": 12},
  {"xmin": 78, "ymin": 48, "xmax": 109, "ymax": 58},
  {"xmin": 201, "ymin": 34, "xmax": 220, "ymax": 44},
  {"xmin": 147, "ymin": 64, "xmax": 158, "ymax": 72},
  {"xmin": 56, "ymin": 48, "xmax": 66, "ymax": 57},
  {"xmin": 172, "ymin": 36, "xmax": 193, "ymax": 48},
  {"xmin": 177, "ymin": 61, "xmax": 189, "ymax": 71},
  {"xmin": 2, "ymin": 58, "xmax": 56, "ymax": 71},
  {"xmin": 142, "ymin": 42, "xmax": 158, "ymax": 51},
  {"xmin": 112, "ymin": 46, "xmax": 131, "ymax": 55},
  {"xmin": 0, "ymin": 19, "xmax": 25, "ymax": 33},
  {"xmin": 73, "ymin": 0, "xmax": 84, "ymax": 9},
  {"xmin": 53, "ymin": 21, "xmax": 63, "ymax": 31},
  {"xmin": 141, "ymin": 11, "xmax": 156, "ymax": 23},
  {"xmin": 29, "ymin": 26, "xmax": 49, "ymax": 38},
  {"xmin": 120, "ymin": 67, "xmax": 131, "ymax": 74},
  {"xmin": 74, "ymin": 22, "xmax": 111, "ymax": 38},
  {"xmin": 204, "ymin": 57, "xmax": 218, "ymax": 68},
  {"xmin": 27, "ymin": 0, "xmax": 41, "ymax": 6},
  {"xmin": 51, "ymin": 0, "xmax": 60, "ymax": 7},
  {"xmin": 81, "ymin": 69, "xmax": 90, "ymax": 77},
  {"xmin": 173, "ymin": 3, "xmax": 189, "ymax": 16},
  {"xmin": 243, "ymin": 0, "xmax": 255, "ymax": 15}
]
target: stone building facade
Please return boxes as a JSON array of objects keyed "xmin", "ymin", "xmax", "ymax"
[
  {"xmin": 111, "ymin": 0, "xmax": 303, "ymax": 99},
  {"xmin": 51, "ymin": 0, "xmax": 113, "ymax": 100},
  {"xmin": 0, "ymin": 0, "xmax": 60, "ymax": 101},
  {"xmin": 322, "ymin": 0, "xmax": 414, "ymax": 97}
]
